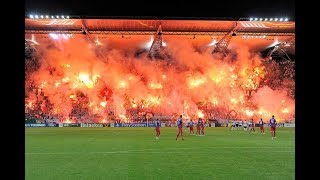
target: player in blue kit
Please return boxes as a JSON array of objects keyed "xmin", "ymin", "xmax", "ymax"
[
  {"xmin": 189, "ymin": 119, "xmax": 195, "ymax": 135},
  {"xmin": 269, "ymin": 115, "xmax": 277, "ymax": 139}
]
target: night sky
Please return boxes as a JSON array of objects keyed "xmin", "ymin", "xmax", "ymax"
[{"xmin": 25, "ymin": 0, "xmax": 294, "ymax": 19}]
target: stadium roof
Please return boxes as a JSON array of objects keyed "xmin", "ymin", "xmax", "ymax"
[
  {"xmin": 25, "ymin": 18, "xmax": 295, "ymax": 36},
  {"xmin": 25, "ymin": 18, "xmax": 295, "ymax": 54}
]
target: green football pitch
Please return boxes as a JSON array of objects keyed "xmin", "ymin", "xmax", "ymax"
[{"xmin": 25, "ymin": 127, "xmax": 294, "ymax": 180}]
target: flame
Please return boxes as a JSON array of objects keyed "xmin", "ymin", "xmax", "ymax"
[
  {"xmin": 62, "ymin": 77, "xmax": 70, "ymax": 83},
  {"xmin": 26, "ymin": 101, "xmax": 33, "ymax": 108},
  {"xmin": 119, "ymin": 114, "xmax": 128, "ymax": 121},
  {"xmin": 149, "ymin": 82, "xmax": 162, "ymax": 89},
  {"xmin": 119, "ymin": 81, "xmax": 127, "ymax": 88},
  {"xmin": 212, "ymin": 98, "xmax": 218, "ymax": 106},
  {"xmin": 78, "ymin": 73, "xmax": 94, "ymax": 89},
  {"xmin": 69, "ymin": 94, "xmax": 77, "ymax": 100},
  {"xmin": 197, "ymin": 110, "xmax": 204, "ymax": 118},
  {"xmin": 132, "ymin": 103, "xmax": 137, "ymax": 108},
  {"xmin": 282, "ymin": 108, "xmax": 289, "ymax": 114},
  {"xmin": 54, "ymin": 82, "xmax": 61, "ymax": 87},
  {"xmin": 188, "ymin": 77, "xmax": 206, "ymax": 88},
  {"xmin": 245, "ymin": 109, "xmax": 254, "ymax": 117},
  {"xmin": 65, "ymin": 118, "xmax": 71, "ymax": 123},
  {"xmin": 40, "ymin": 81, "xmax": 47, "ymax": 88},
  {"xmin": 100, "ymin": 101, "xmax": 107, "ymax": 107},
  {"xmin": 230, "ymin": 98, "xmax": 238, "ymax": 104}
]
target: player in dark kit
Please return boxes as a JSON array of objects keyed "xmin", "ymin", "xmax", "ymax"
[
  {"xmin": 189, "ymin": 119, "xmax": 194, "ymax": 135},
  {"xmin": 200, "ymin": 119, "xmax": 205, "ymax": 136},
  {"xmin": 176, "ymin": 115, "xmax": 184, "ymax": 140},
  {"xmin": 155, "ymin": 119, "xmax": 161, "ymax": 140},
  {"xmin": 259, "ymin": 118, "xmax": 265, "ymax": 134},
  {"xmin": 269, "ymin": 115, "xmax": 277, "ymax": 139},
  {"xmin": 196, "ymin": 118, "xmax": 201, "ymax": 136},
  {"xmin": 249, "ymin": 118, "xmax": 255, "ymax": 133}
]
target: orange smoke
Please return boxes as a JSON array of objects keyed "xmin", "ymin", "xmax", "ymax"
[{"xmin": 25, "ymin": 35, "xmax": 294, "ymax": 123}]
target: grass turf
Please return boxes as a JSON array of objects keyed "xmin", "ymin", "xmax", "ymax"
[{"xmin": 25, "ymin": 127, "xmax": 294, "ymax": 180}]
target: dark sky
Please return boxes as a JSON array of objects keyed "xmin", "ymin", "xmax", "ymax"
[{"xmin": 25, "ymin": 0, "xmax": 294, "ymax": 19}]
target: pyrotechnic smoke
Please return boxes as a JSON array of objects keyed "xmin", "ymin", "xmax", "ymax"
[{"xmin": 25, "ymin": 35, "xmax": 295, "ymax": 123}]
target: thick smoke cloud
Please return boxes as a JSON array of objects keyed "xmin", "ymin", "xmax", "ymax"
[{"xmin": 25, "ymin": 35, "xmax": 295, "ymax": 123}]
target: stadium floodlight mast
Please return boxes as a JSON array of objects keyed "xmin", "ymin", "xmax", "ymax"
[
  {"xmin": 264, "ymin": 18, "xmax": 268, "ymax": 21},
  {"xmin": 46, "ymin": 15, "xmax": 49, "ymax": 19},
  {"xmin": 40, "ymin": 15, "xmax": 44, "ymax": 18},
  {"xmin": 249, "ymin": 18, "xmax": 253, "ymax": 21},
  {"xmin": 29, "ymin": 15, "xmax": 34, "ymax": 19},
  {"xmin": 280, "ymin": 18, "xmax": 283, "ymax": 22},
  {"xmin": 275, "ymin": 18, "xmax": 278, "ymax": 21},
  {"xmin": 254, "ymin": 18, "xmax": 258, "ymax": 21},
  {"xmin": 259, "ymin": 18, "xmax": 263, "ymax": 21},
  {"xmin": 51, "ymin": 16, "xmax": 54, "ymax": 19},
  {"xmin": 270, "ymin": 18, "xmax": 273, "ymax": 21},
  {"xmin": 61, "ymin": 15, "xmax": 65, "ymax": 19},
  {"xmin": 35, "ymin": 15, "xmax": 39, "ymax": 19},
  {"xmin": 56, "ymin": 15, "xmax": 59, "ymax": 19},
  {"xmin": 285, "ymin": 18, "xmax": 289, "ymax": 21},
  {"xmin": 66, "ymin": 16, "xmax": 70, "ymax": 19}
]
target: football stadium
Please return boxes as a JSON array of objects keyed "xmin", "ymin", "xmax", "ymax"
[{"xmin": 25, "ymin": 15, "xmax": 295, "ymax": 180}]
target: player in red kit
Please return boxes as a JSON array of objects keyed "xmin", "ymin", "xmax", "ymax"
[
  {"xmin": 196, "ymin": 118, "xmax": 201, "ymax": 136},
  {"xmin": 249, "ymin": 118, "xmax": 255, "ymax": 133},
  {"xmin": 155, "ymin": 119, "xmax": 161, "ymax": 140},
  {"xmin": 259, "ymin": 118, "xmax": 265, "ymax": 134},
  {"xmin": 176, "ymin": 115, "xmax": 184, "ymax": 140}
]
